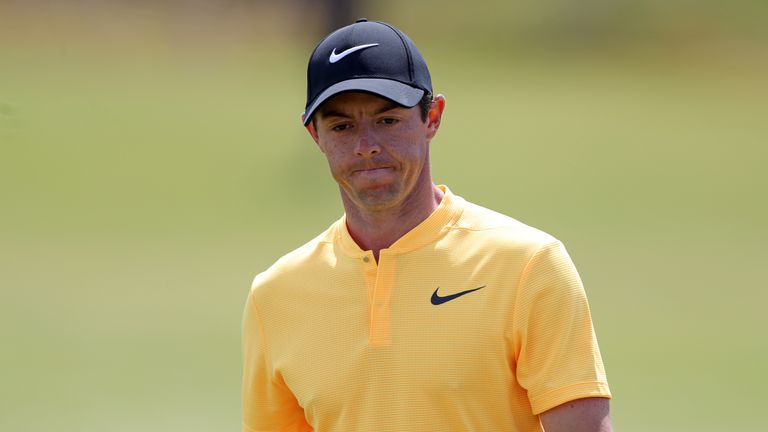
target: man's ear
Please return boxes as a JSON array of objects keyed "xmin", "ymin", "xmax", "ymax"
[
  {"xmin": 302, "ymin": 112, "xmax": 323, "ymax": 151},
  {"xmin": 426, "ymin": 94, "xmax": 446, "ymax": 139}
]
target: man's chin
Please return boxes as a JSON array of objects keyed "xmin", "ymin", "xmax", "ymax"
[{"xmin": 349, "ymin": 184, "xmax": 402, "ymax": 211}]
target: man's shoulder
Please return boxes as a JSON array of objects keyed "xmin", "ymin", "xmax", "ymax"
[
  {"xmin": 250, "ymin": 219, "xmax": 340, "ymax": 294},
  {"xmin": 453, "ymin": 197, "xmax": 559, "ymax": 248}
]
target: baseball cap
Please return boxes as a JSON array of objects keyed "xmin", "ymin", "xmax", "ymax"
[{"xmin": 303, "ymin": 18, "xmax": 432, "ymax": 126}]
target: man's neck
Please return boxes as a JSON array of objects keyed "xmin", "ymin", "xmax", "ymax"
[{"xmin": 343, "ymin": 184, "xmax": 444, "ymax": 262}]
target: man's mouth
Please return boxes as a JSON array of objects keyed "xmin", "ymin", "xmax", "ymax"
[
  {"xmin": 354, "ymin": 165, "xmax": 390, "ymax": 173},
  {"xmin": 353, "ymin": 167, "xmax": 392, "ymax": 178}
]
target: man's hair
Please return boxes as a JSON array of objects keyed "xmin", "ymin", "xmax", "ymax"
[
  {"xmin": 311, "ymin": 91, "xmax": 433, "ymax": 129},
  {"xmin": 418, "ymin": 92, "xmax": 433, "ymax": 122}
]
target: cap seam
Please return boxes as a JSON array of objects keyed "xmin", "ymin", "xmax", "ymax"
[
  {"xmin": 330, "ymin": 76, "xmax": 421, "ymax": 87},
  {"xmin": 378, "ymin": 21, "xmax": 414, "ymax": 83}
]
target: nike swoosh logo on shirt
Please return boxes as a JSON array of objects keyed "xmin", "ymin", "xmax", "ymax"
[
  {"xmin": 329, "ymin": 43, "xmax": 379, "ymax": 63},
  {"xmin": 431, "ymin": 286, "xmax": 485, "ymax": 305}
]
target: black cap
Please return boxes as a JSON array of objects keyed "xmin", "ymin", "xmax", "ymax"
[{"xmin": 303, "ymin": 19, "xmax": 432, "ymax": 126}]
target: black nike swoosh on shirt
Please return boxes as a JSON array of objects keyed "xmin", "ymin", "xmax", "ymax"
[{"xmin": 431, "ymin": 286, "xmax": 486, "ymax": 305}]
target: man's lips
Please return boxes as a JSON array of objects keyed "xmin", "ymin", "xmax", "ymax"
[
  {"xmin": 353, "ymin": 166, "xmax": 391, "ymax": 173},
  {"xmin": 352, "ymin": 166, "xmax": 392, "ymax": 178}
]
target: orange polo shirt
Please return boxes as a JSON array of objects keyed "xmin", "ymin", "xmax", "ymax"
[{"xmin": 242, "ymin": 185, "xmax": 610, "ymax": 432}]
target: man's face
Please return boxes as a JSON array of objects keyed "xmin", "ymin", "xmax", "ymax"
[{"xmin": 306, "ymin": 92, "xmax": 442, "ymax": 213}]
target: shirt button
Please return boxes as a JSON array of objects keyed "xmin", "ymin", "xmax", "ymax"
[{"xmin": 362, "ymin": 256, "xmax": 370, "ymax": 262}]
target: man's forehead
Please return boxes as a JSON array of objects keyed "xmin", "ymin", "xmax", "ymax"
[{"xmin": 318, "ymin": 92, "xmax": 404, "ymax": 116}]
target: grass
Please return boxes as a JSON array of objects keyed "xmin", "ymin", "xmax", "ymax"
[{"xmin": 1, "ymin": 7, "xmax": 766, "ymax": 431}]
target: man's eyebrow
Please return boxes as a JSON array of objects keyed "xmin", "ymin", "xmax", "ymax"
[
  {"xmin": 319, "ymin": 101, "xmax": 404, "ymax": 120},
  {"xmin": 319, "ymin": 109, "xmax": 351, "ymax": 120},
  {"xmin": 374, "ymin": 101, "xmax": 404, "ymax": 115}
]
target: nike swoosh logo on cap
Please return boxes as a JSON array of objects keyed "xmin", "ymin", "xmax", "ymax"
[{"xmin": 329, "ymin": 43, "xmax": 379, "ymax": 63}]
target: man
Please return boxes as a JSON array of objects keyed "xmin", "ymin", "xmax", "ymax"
[{"xmin": 243, "ymin": 19, "xmax": 612, "ymax": 432}]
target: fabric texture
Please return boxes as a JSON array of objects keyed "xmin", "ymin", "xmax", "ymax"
[{"xmin": 242, "ymin": 185, "xmax": 610, "ymax": 432}]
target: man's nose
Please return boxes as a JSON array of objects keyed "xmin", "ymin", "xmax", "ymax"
[{"xmin": 354, "ymin": 125, "xmax": 381, "ymax": 157}]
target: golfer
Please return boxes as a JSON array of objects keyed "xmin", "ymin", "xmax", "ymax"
[{"xmin": 243, "ymin": 19, "xmax": 612, "ymax": 432}]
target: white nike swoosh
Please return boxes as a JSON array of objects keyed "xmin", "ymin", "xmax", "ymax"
[{"xmin": 329, "ymin": 43, "xmax": 379, "ymax": 63}]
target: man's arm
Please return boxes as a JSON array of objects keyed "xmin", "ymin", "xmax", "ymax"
[
  {"xmin": 540, "ymin": 397, "xmax": 613, "ymax": 432},
  {"xmin": 243, "ymin": 287, "xmax": 311, "ymax": 432}
]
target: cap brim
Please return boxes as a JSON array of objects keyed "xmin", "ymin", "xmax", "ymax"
[{"xmin": 303, "ymin": 78, "xmax": 425, "ymax": 126}]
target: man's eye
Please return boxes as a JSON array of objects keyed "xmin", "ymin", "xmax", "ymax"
[
  {"xmin": 380, "ymin": 118, "xmax": 399, "ymax": 125},
  {"xmin": 331, "ymin": 124, "xmax": 350, "ymax": 131}
]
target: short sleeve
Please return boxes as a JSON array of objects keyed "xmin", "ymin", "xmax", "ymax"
[
  {"xmin": 512, "ymin": 241, "xmax": 611, "ymax": 415},
  {"xmin": 242, "ymin": 289, "xmax": 313, "ymax": 432}
]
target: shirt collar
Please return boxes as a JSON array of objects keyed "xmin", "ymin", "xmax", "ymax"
[{"xmin": 335, "ymin": 185, "xmax": 464, "ymax": 257}]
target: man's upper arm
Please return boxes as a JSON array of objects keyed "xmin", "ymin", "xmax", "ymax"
[
  {"xmin": 242, "ymin": 288, "xmax": 311, "ymax": 432},
  {"xmin": 540, "ymin": 397, "xmax": 612, "ymax": 432},
  {"xmin": 513, "ymin": 240, "xmax": 612, "ymax": 413}
]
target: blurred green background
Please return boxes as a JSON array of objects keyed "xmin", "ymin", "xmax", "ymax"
[{"xmin": 1, "ymin": 1, "xmax": 766, "ymax": 431}]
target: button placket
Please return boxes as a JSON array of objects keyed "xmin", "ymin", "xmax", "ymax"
[
  {"xmin": 362, "ymin": 253, "xmax": 377, "ymax": 305},
  {"xmin": 368, "ymin": 251, "xmax": 394, "ymax": 347}
]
